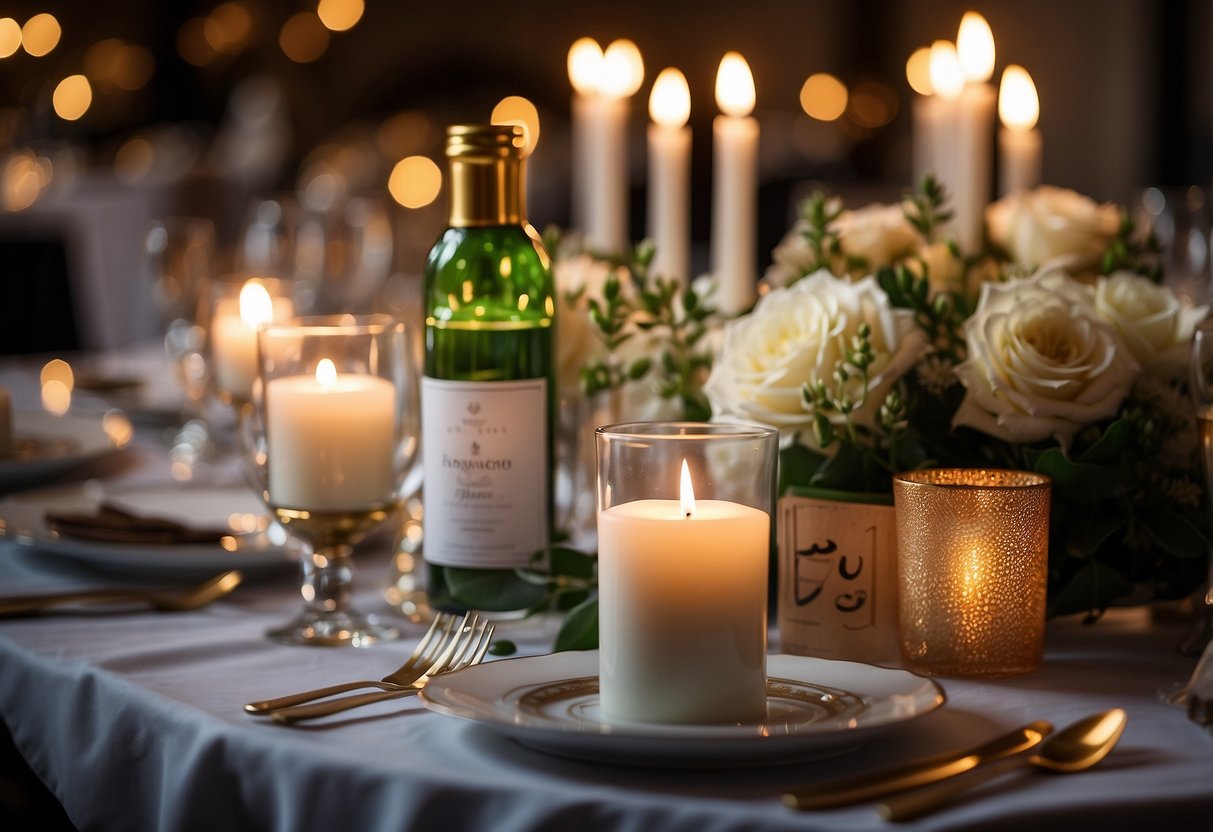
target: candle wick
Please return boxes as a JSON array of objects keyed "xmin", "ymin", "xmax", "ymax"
[{"xmin": 684, "ymin": 511, "xmax": 692, "ymax": 519}]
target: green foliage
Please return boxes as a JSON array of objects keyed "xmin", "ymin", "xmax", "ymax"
[
  {"xmin": 1100, "ymin": 209, "xmax": 1161, "ymax": 281},
  {"xmin": 579, "ymin": 241, "xmax": 716, "ymax": 420},
  {"xmin": 901, "ymin": 175, "xmax": 953, "ymax": 241},
  {"xmin": 790, "ymin": 191, "xmax": 844, "ymax": 279}
]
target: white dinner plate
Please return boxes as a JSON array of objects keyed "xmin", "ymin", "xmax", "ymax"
[
  {"xmin": 0, "ymin": 481, "xmax": 297, "ymax": 577},
  {"xmin": 0, "ymin": 411, "xmax": 131, "ymax": 492},
  {"xmin": 420, "ymin": 651, "xmax": 945, "ymax": 767}
]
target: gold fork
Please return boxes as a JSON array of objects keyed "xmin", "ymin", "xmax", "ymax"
[
  {"xmin": 243, "ymin": 612, "xmax": 466, "ymax": 714},
  {"xmin": 268, "ymin": 617, "xmax": 495, "ymax": 724}
]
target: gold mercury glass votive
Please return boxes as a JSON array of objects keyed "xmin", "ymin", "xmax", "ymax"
[{"xmin": 893, "ymin": 469, "xmax": 1051, "ymax": 678}]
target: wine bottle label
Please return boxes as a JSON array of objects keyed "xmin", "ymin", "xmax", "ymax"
[{"xmin": 422, "ymin": 377, "xmax": 548, "ymax": 568}]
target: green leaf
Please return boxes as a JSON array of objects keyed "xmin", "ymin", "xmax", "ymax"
[
  {"xmin": 784, "ymin": 485, "xmax": 894, "ymax": 505},
  {"xmin": 488, "ymin": 639, "xmax": 517, "ymax": 656},
  {"xmin": 548, "ymin": 546, "xmax": 597, "ymax": 580},
  {"xmin": 442, "ymin": 567, "xmax": 549, "ymax": 612},
  {"xmin": 779, "ymin": 442, "xmax": 825, "ymax": 495},
  {"xmin": 1141, "ymin": 510, "xmax": 1208, "ymax": 559},
  {"xmin": 1077, "ymin": 419, "xmax": 1132, "ymax": 465},
  {"xmin": 1062, "ymin": 510, "xmax": 1127, "ymax": 559},
  {"xmin": 1046, "ymin": 560, "xmax": 1136, "ymax": 619},
  {"xmin": 1031, "ymin": 448, "xmax": 1128, "ymax": 504},
  {"xmin": 554, "ymin": 596, "xmax": 599, "ymax": 651}
]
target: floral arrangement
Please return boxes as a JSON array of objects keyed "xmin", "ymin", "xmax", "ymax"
[
  {"xmin": 710, "ymin": 179, "xmax": 1210, "ymax": 619},
  {"xmin": 486, "ymin": 180, "xmax": 1210, "ymax": 652}
]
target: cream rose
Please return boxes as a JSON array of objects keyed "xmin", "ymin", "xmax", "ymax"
[
  {"xmin": 762, "ymin": 202, "xmax": 921, "ymax": 287},
  {"xmin": 985, "ymin": 186, "xmax": 1120, "ymax": 273},
  {"xmin": 1093, "ymin": 270, "xmax": 1208, "ymax": 380},
  {"xmin": 835, "ymin": 202, "xmax": 920, "ymax": 270},
  {"xmin": 953, "ymin": 268, "xmax": 1140, "ymax": 445},
  {"xmin": 705, "ymin": 270, "xmax": 928, "ymax": 447}
]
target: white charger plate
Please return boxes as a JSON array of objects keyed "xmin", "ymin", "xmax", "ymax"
[
  {"xmin": 0, "ymin": 411, "xmax": 131, "ymax": 492},
  {"xmin": 0, "ymin": 481, "xmax": 297, "ymax": 577},
  {"xmin": 420, "ymin": 651, "xmax": 945, "ymax": 767}
]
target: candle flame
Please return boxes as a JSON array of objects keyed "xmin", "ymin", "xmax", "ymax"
[
  {"xmin": 315, "ymin": 358, "xmax": 337, "ymax": 388},
  {"xmin": 491, "ymin": 95, "xmax": 540, "ymax": 157},
  {"xmin": 998, "ymin": 65, "xmax": 1039, "ymax": 130},
  {"xmin": 715, "ymin": 51, "xmax": 755, "ymax": 117},
  {"xmin": 906, "ymin": 46, "xmax": 933, "ymax": 96},
  {"xmin": 567, "ymin": 37, "xmax": 602, "ymax": 95},
  {"xmin": 679, "ymin": 459, "xmax": 696, "ymax": 518},
  {"xmin": 600, "ymin": 39, "xmax": 644, "ymax": 98},
  {"xmin": 956, "ymin": 11, "xmax": 995, "ymax": 83},
  {"xmin": 928, "ymin": 40, "xmax": 964, "ymax": 100},
  {"xmin": 239, "ymin": 280, "xmax": 274, "ymax": 328},
  {"xmin": 649, "ymin": 67, "xmax": 690, "ymax": 128}
]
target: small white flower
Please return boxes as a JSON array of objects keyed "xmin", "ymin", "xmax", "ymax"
[{"xmin": 705, "ymin": 269, "xmax": 928, "ymax": 448}]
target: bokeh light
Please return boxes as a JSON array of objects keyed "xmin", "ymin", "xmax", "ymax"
[
  {"xmin": 53, "ymin": 75, "xmax": 92, "ymax": 122},
  {"xmin": 178, "ymin": 17, "xmax": 217, "ymax": 67},
  {"xmin": 799, "ymin": 73, "xmax": 847, "ymax": 121},
  {"xmin": 0, "ymin": 18, "xmax": 21, "ymax": 59},
  {"xmin": 389, "ymin": 156, "xmax": 442, "ymax": 209},
  {"xmin": 317, "ymin": 0, "xmax": 365, "ymax": 32},
  {"xmin": 280, "ymin": 12, "xmax": 329, "ymax": 63},
  {"xmin": 21, "ymin": 13, "xmax": 60, "ymax": 58},
  {"xmin": 491, "ymin": 96, "xmax": 540, "ymax": 157}
]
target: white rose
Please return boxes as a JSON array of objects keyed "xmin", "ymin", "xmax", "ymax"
[
  {"xmin": 764, "ymin": 219, "xmax": 816, "ymax": 288},
  {"xmin": 835, "ymin": 203, "xmax": 919, "ymax": 270},
  {"xmin": 1093, "ymin": 270, "xmax": 1208, "ymax": 380},
  {"xmin": 953, "ymin": 268, "xmax": 1140, "ymax": 445},
  {"xmin": 985, "ymin": 186, "xmax": 1120, "ymax": 272},
  {"xmin": 705, "ymin": 270, "xmax": 928, "ymax": 448}
]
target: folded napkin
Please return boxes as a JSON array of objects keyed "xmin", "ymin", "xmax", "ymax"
[{"xmin": 45, "ymin": 503, "xmax": 230, "ymax": 545}]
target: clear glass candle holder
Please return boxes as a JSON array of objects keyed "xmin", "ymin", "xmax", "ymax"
[
  {"xmin": 595, "ymin": 421, "xmax": 778, "ymax": 724},
  {"xmin": 249, "ymin": 314, "xmax": 419, "ymax": 646},
  {"xmin": 893, "ymin": 469, "xmax": 1051, "ymax": 678}
]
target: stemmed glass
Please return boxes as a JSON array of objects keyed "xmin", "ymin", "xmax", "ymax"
[
  {"xmin": 248, "ymin": 314, "xmax": 418, "ymax": 646},
  {"xmin": 1183, "ymin": 323, "xmax": 1213, "ymax": 656},
  {"xmin": 143, "ymin": 218, "xmax": 216, "ymax": 464}
]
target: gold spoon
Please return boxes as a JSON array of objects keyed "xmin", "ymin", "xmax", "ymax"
[
  {"xmin": 0, "ymin": 570, "xmax": 244, "ymax": 617},
  {"xmin": 878, "ymin": 709, "xmax": 1128, "ymax": 822}
]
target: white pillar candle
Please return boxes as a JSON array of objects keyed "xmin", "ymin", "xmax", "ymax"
[
  {"xmin": 211, "ymin": 281, "xmax": 294, "ymax": 402},
  {"xmin": 598, "ymin": 462, "xmax": 768, "ymax": 724},
  {"xmin": 567, "ymin": 37, "xmax": 603, "ymax": 239},
  {"xmin": 906, "ymin": 46, "xmax": 939, "ymax": 185},
  {"xmin": 579, "ymin": 39, "xmax": 644, "ymax": 256},
  {"xmin": 710, "ymin": 52, "xmax": 758, "ymax": 317},
  {"xmin": 647, "ymin": 68, "xmax": 692, "ymax": 283},
  {"xmin": 952, "ymin": 12, "xmax": 997, "ymax": 253},
  {"xmin": 927, "ymin": 40, "xmax": 965, "ymax": 247},
  {"xmin": 997, "ymin": 65, "xmax": 1042, "ymax": 195},
  {"xmin": 265, "ymin": 359, "xmax": 397, "ymax": 511}
]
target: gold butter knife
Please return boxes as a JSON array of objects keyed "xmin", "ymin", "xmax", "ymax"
[{"xmin": 782, "ymin": 719, "xmax": 1053, "ymax": 811}]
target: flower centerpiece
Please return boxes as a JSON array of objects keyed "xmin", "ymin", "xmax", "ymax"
[
  {"xmin": 472, "ymin": 180, "xmax": 1210, "ymax": 653},
  {"xmin": 713, "ymin": 179, "xmax": 1209, "ymax": 620}
]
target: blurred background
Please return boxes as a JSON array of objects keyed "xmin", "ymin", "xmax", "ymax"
[{"xmin": 1, "ymin": 0, "xmax": 1210, "ymax": 352}]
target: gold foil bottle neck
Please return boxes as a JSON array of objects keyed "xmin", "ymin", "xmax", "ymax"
[{"xmin": 446, "ymin": 124, "xmax": 525, "ymax": 227}]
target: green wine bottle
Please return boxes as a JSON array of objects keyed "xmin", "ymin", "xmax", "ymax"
[{"xmin": 422, "ymin": 124, "xmax": 555, "ymax": 613}]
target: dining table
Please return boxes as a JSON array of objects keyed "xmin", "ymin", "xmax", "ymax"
[{"xmin": 1, "ymin": 347, "xmax": 1213, "ymax": 832}]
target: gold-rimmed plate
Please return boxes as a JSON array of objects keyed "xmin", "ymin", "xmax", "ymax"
[
  {"xmin": 0, "ymin": 481, "xmax": 298, "ymax": 577},
  {"xmin": 420, "ymin": 651, "xmax": 945, "ymax": 767},
  {"xmin": 0, "ymin": 411, "xmax": 132, "ymax": 492}
]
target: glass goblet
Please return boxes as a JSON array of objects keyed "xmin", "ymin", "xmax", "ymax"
[
  {"xmin": 251, "ymin": 314, "xmax": 417, "ymax": 646},
  {"xmin": 1183, "ymin": 323, "xmax": 1213, "ymax": 656}
]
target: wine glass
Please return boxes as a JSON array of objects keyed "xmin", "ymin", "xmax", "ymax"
[
  {"xmin": 143, "ymin": 218, "xmax": 217, "ymax": 465},
  {"xmin": 1183, "ymin": 322, "xmax": 1213, "ymax": 656},
  {"xmin": 249, "ymin": 314, "xmax": 418, "ymax": 646}
]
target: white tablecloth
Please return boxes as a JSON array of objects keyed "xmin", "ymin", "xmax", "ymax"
[{"xmin": 1, "ymin": 358, "xmax": 1212, "ymax": 831}]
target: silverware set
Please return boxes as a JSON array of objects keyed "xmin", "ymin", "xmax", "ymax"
[
  {"xmin": 783, "ymin": 709, "xmax": 1127, "ymax": 821},
  {"xmin": 244, "ymin": 611, "xmax": 494, "ymax": 724}
]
